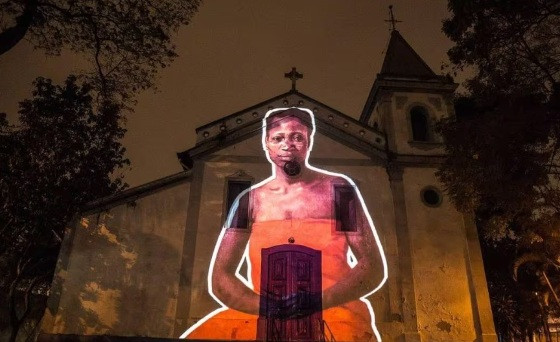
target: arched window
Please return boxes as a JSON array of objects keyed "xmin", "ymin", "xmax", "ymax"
[
  {"xmin": 225, "ymin": 179, "xmax": 251, "ymax": 228},
  {"xmin": 410, "ymin": 106, "xmax": 429, "ymax": 141}
]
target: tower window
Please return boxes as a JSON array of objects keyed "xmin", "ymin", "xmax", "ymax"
[{"xmin": 410, "ymin": 106, "xmax": 429, "ymax": 142}]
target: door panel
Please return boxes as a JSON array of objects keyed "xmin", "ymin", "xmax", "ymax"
[
  {"xmin": 258, "ymin": 245, "xmax": 322, "ymax": 341},
  {"xmin": 271, "ymin": 256, "xmax": 287, "ymax": 281}
]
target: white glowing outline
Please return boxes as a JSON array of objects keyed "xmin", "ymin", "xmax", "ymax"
[
  {"xmin": 181, "ymin": 107, "xmax": 389, "ymax": 341},
  {"xmin": 234, "ymin": 244, "xmax": 253, "ymax": 289},
  {"xmin": 347, "ymin": 247, "xmax": 358, "ymax": 269}
]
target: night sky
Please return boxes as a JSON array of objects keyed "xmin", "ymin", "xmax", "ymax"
[{"xmin": 0, "ymin": 1, "xmax": 458, "ymax": 187}]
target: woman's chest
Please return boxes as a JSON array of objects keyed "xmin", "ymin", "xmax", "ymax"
[
  {"xmin": 253, "ymin": 187, "xmax": 334, "ymax": 221},
  {"xmin": 250, "ymin": 220, "xmax": 346, "ymax": 250}
]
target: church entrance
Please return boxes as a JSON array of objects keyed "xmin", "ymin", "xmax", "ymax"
[{"xmin": 257, "ymin": 244, "xmax": 322, "ymax": 341}]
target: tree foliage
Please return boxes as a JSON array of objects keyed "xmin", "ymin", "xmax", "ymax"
[
  {"xmin": 0, "ymin": 76, "xmax": 129, "ymax": 341},
  {"xmin": 440, "ymin": 1, "xmax": 560, "ymax": 340},
  {"xmin": 437, "ymin": 96, "xmax": 558, "ymax": 237},
  {"xmin": 444, "ymin": 0, "xmax": 560, "ymax": 99},
  {"xmin": 0, "ymin": 0, "xmax": 201, "ymax": 101},
  {"xmin": 482, "ymin": 237, "xmax": 559, "ymax": 341}
]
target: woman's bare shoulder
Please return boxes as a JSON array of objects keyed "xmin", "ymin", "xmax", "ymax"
[{"xmin": 316, "ymin": 172, "xmax": 352, "ymax": 187}]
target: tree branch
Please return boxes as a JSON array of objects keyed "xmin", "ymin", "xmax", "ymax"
[
  {"xmin": 19, "ymin": 274, "xmax": 49, "ymax": 325},
  {"xmin": 519, "ymin": 36, "xmax": 558, "ymax": 86},
  {"xmin": 0, "ymin": 0, "xmax": 39, "ymax": 56},
  {"xmin": 87, "ymin": 16, "xmax": 108, "ymax": 96}
]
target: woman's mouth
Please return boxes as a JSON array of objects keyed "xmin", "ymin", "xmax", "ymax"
[{"xmin": 278, "ymin": 154, "xmax": 294, "ymax": 159}]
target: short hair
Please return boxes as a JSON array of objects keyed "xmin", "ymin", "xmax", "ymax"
[{"xmin": 265, "ymin": 108, "xmax": 313, "ymax": 136}]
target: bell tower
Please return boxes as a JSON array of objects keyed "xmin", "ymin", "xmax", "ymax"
[
  {"xmin": 359, "ymin": 29, "xmax": 457, "ymax": 154},
  {"xmin": 358, "ymin": 15, "xmax": 497, "ymax": 341}
]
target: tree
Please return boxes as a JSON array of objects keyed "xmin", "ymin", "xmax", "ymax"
[
  {"xmin": 440, "ymin": 1, "xmax": 560, "ymax": 339},
  {"xmin": 0, "ymin": 0, "xmax": 201, "ymax": 101},
  {"xmin": 1, "ymin": 1, "xmax": 202, "ymax": 340},
  {"xmin": 0, "ymin": 76, "xmax": 130, "ymax": 341}
]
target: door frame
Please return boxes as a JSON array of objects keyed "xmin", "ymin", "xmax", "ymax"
[{"xmin": 257, "ymin": 244, "xmax": 322, "ymax": 341}]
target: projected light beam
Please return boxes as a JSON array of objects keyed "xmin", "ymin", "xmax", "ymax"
[{"xmin": 181, "ymin": 107, "xmax": 388, "ymax": 341}]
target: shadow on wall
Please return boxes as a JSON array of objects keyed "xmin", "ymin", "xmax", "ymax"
[{"xmin": 54, "ymin": 214, "xmax": 180, "ymax": 336}]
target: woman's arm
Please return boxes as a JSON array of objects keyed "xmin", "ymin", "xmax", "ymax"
[
  {"xmin": 210, "ymin": 228, "xmax": 261, "ymax": 314},
  {"xmin": 321, "ymin": 184, "xmax": 387, "ymax": 309},
  {"xmin": 209, "ymin": 191, "xmax": 261, "ymax": 315}
]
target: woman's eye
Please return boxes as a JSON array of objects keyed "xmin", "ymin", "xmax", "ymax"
[
  {"xmin": 293, "ymin": 134, "xmax": 304, "ymax": 142},
  {"xmin": 271, "ymin": 136, "xmax": 283, "ymax": 143}
]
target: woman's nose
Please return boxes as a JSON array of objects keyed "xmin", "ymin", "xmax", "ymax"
[{"xmin": 283, "ymin": 140, "xmax": 296, "ymax": 149}]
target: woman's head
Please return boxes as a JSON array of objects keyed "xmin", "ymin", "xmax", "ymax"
[
  {"xmin": 262, "ymin": 108, "xmax": 315, "ymax": 169},
  {"xmin": 265, "ymin": 108, "xmax": 313, "ymax": 139}
]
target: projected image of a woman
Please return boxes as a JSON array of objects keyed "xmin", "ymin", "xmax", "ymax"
[{"xmin": 182, "ymin": 108, "xmax": 388, "ymax": 341}]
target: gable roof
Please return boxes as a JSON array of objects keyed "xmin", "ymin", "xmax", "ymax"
[
  {"xmin": 380, "ymin": 30, "xmax": 437, "ymax": 79},
  {"xmin": 177, "ymin": 91, "xmax": 387, "ymax": 169}
]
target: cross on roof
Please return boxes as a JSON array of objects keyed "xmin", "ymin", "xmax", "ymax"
[
  {"xmin": 284, "ymin": 67, "xmax": 303, "ymax": 92},
  {"xmin": 385, "ymin": 5, "xmax": 402, "ymax": 31}
]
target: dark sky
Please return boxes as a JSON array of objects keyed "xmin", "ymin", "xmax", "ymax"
[{"xmin": 0, "ymin": 1, "xmax": 458, "ymax": 187}]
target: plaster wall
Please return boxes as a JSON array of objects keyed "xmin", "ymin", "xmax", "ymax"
[
  {"xmin": 41, "ymin": 181, "xmax": 191, "ymax": 338},
  {"xmin": 402, "ymin": 167, "xmax": 477, "ymax": 341}
]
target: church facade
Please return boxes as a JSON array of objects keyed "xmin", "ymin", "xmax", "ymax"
[{"xmin": 39, "ymin": 31, "xmax": 497, "ymax": 342}]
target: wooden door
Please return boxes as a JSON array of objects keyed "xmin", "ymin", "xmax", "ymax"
[{"xmin": 258, "ymin": 245, "xmax": 322, "ymax": 341}]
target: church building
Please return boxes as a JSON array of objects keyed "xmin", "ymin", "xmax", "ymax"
[{"xmin": 39, "ymin": 29, "xmax": 498, "ymax": 342}]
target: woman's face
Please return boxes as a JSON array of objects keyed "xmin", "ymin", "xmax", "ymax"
[{"xmin": 266, "ymin": 117, "xmax": 310, "ymax": 167}]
